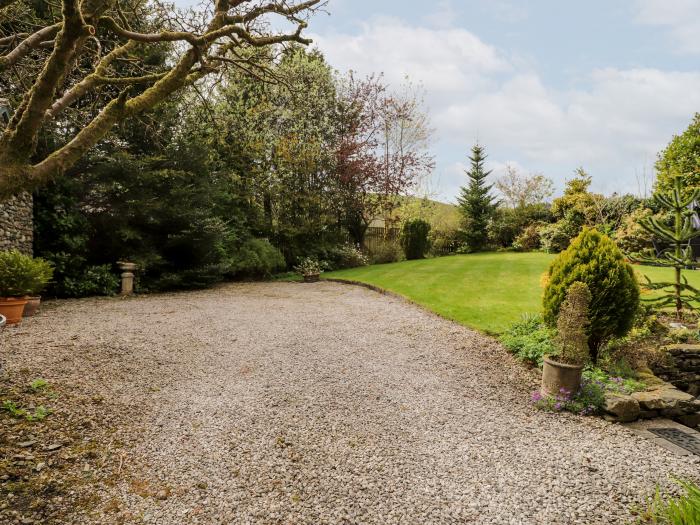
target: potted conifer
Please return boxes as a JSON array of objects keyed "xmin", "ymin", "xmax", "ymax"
[
  {"xmin": 541, "ymin": 282, "xmax": 591, "ymax": 396},
  {"xmin": 0, "ymin": 250, "xmax": 53, "ymax": 324}
]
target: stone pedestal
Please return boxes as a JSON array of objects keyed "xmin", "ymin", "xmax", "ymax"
[{"xmin": 117, "ymin": 261, "xmax": 138, "ymax": 295}]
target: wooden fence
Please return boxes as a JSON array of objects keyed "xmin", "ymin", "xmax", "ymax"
[{"xmin": 363, "ymin": 227, "xmax": 400, "ymax": 254}]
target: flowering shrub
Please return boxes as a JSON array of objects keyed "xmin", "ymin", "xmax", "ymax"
[
  {"xmin": 294, "ymin": 257, "xmax": 323, "ymax": 277},
  {"xmin": 532, "ymin": 368, "xmax": 645, "ymax": 416}
]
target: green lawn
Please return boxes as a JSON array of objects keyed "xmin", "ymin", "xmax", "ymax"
[{"xmin": 323, "ymin": 252, "xmax": 700, "ymax": 335}]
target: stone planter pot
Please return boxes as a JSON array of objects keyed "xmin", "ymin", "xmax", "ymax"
[
  {"xmin": 0, "ymin": 297, "xmax": 29, "ymax": 325},
  {"xmin": 22, "ymin": 296, "xmax": 41, "ymax": 317},
  {"xmin": 541, "ymin": 356, "xmax": 584, "ymax": 397},
  {"xmin": 303, "ymin": 274, "xmax": 320, "ymax": 283}
]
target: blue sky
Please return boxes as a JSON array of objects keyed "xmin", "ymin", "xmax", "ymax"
[{"xmin": 180, "ymin": 0, "xmax": 700, "ymax": 203}]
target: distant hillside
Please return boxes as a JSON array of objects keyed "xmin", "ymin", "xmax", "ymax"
[{"xmin": 370, "ymin": 196, "xmax": 460, "ymax": 231}]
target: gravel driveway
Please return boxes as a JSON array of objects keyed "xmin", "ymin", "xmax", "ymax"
[{"xmin": 2, "ymin": 282, "xmax": 699, "ymax": 524}]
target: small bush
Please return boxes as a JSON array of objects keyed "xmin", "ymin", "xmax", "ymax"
[
  {"xmin": 400, "ymin": 219, "xmax": 431, "ymax": 260},
  {"xmin": 543, "ymin": 228, "xmax": 640, "ymax": 359},
  {"xmin": 228, "ymin": 238, "xmax": 286, "ymax": 278},
  {"xmin": 370, "ymin": 239, "xmax": 404, "ymax": 264},
  {"xmin": 500, "ymin": 314, "xmax": 556, "ymax": 367},
  {"xmin": 294, "ymin": 257, "xmax": 323, "ymax": 276},
  {"xmin": 51, "ymin": 263, "xmax": 119, "ymax": 298},
  {"xmin": 324, "ymin": 243, "xmax": 368, "ymax": 270},
  {"xmin": 429, "ymin": 227, "xmax": 462, "ymax": 257},
  {"xmin": 554, "ymin": 282, "xmax": 592, "ymax": 365},
  {"xmin": 512, "ymin": 223, "xmax": 543, "ymax": 251},
  {"xmin": 0, "ymin": 250, "xmax": 54, "ymax": 297}
]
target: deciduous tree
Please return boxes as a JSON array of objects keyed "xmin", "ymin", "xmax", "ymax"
[{"xmin": 0, "ymin": 0, "xmax": 323, "ymax": 198}]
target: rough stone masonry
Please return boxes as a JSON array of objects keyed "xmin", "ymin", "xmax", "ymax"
[{"xmin": 0, "ymin": 192, "xmax": 33, "ymax": 255}]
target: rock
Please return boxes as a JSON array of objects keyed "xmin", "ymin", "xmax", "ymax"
[
  {"xmin": 631, "ymin": 386, "xmax": 698, "ymax": 413},
  {"xmin": 603, "ymin": 394, "xmax": 640, "ymax": 422}
]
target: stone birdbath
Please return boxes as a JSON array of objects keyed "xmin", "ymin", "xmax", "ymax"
[{"xmin": 117, "ymin": 261, "xmax": 138, "ymax": 295}]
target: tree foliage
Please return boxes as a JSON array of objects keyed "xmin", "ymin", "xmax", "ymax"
[
  {"xmin": 0, "ymin": 0, "xmax": 323, "ymax": 198},
  {"xmin": 632, "ymin": 176, "xmax": 700, "ymax": 319},
  {"xmin": 656, "ymin": 113, "xmax": 700, "ymax": 195},
  {"xmin": 457, "ymin": 144, "xmax": 497, "ymax": 252},
  {"xmin": 543, "ymin": 228, "xmax": 640, "ymax": 360},
  {"xmin": 400, "ymin": 218, "xmax": 431, "ymax": 260}
]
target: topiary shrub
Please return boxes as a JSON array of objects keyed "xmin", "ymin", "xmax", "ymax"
[
  {"xmin": 554, "ymin": 282, "xmax": 592, "ymax": 365},
  {"xmin": 543, "ymin": 228, "xmax": 640, "ymax": 361},
  {"xmin": 400, "ymin": 219, "xmax": 431, "ymax": 260}
]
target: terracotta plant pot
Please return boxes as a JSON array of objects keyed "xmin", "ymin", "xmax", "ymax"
[
  {"xmin": 303, "ymin": 274, "xmax": 320, "ymax": 283},
  {"xmin": 541, "ymin": 356, "xmax": 584, "ymax": 397},
  {"xmin": 0, "ymin": 297, "xmax": 29, "ymax": 325},
  {"xmin": 22, "ymin": 296, "xmax": 41, "ymax": 317}
]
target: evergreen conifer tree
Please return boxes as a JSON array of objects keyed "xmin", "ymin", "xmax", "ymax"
[{"xmin": 457, "ymin": 144, "xmax": 497, "ymax": 251}]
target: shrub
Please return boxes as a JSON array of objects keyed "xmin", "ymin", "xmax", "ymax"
[
  {"xmin": 512, "ymin": 223, "xmax": 543, "ymax": 251},
  {"xmin": 228, "ymin": 238, "xmax": 286, "ymax": 278},
  {"xmin": 554, "ymin": 282, "xmax": 592, "ymax": 365},
  {"xmin": 613, "ymin": 207, "xmax": 655, "ymax": 255},
  {"xmin": 429, "ymin": 227, "xmax": 462, "ymax": 256},
  {"xmin": 0, "ymin": 250, "xmax": 54, "ymax": 297},
  {"xmin": 538, "ymin": 211, "xmax": 584, "ymax": 253},
  {"xmin": 370, "ymin": 239, "xmax": 404, "ymax": 264},
  {"xmin": 294, "ymin": 257, "xmax": 323, "ymax": 276},
  {"xmin": 400, "ymin": 219, "xmax": 431, "ymax": 260},
  {"xmin": 55, "ymin": 264, "xmax": 119, "ymax": 298},
  {"xmin": 543, "ymin": 227, "xmax": 640, "ymax": 360},
  {"xmin": 323, "ymin": 243, "xmax": 368, "ymax": 270},
  {"xmin": 500, "ymin": 314, "xmax": 556, "ymax": 367}
]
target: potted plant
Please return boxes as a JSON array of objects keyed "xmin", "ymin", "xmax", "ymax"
[
  {"xmin": 541, "ymin": 282, "xmax": 591, "ymax": 396},
  {"xmin": 295, "ymin": 257, "xmax": 323, "ymax": 283},
  {"xmin": 0, "ymin": 250, "xmax": 54, "ymax": 324},
  {"xmin": 22, "ymin": 257, "xmax": 54, "ymax": 317}
]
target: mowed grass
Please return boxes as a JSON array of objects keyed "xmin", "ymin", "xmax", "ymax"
[{"xmin": 323, "ymin": 252, "xmax": 700, "ymax": 334}]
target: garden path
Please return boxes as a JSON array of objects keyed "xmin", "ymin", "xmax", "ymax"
[{"xmin": 3, "ymin": 282, "xmax": 699, "ymax": 524}]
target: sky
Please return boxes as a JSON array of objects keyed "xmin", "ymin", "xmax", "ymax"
[{"xmin": 179, "ymin": 0, "xmax": 700, "ymax": 203}]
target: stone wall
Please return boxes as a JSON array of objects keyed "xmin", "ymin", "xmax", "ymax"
[
  {"xmin": 0, "ymin": 193, "xmax": 33, "ymax": 255},
  {"xmin": 653, "ymin": 344, "xmax": 700, "ymax": 397}
]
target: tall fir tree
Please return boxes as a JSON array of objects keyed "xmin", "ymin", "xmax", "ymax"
[{"xmin": 457, "ymin": 144, "xmax": 497, "ymax": 251}]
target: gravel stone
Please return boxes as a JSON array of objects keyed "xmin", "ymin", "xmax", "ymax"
[{"xmin": 2, "ymin": 281, "xmax": 699, "ymax": 524}]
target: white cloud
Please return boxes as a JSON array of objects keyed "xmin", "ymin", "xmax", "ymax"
[
  {"xmin": 313, "ymin": 17, "xmax": 700, "ymax": 200},
  {"xmin": 312, "ymin": 16, "xmax": 510, "ymax": 94},
  {"xmin": 635, "ymin": 0, "xmax": 700, "ymax": 54}
]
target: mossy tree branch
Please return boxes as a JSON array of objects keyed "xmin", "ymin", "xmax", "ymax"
[{"xmin": 0, "ymin": 0, "xmax": 323, "ymax": 199}]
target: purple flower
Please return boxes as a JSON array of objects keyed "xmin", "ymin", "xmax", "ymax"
[
  {"xmin": 554, "ymin": 402, "xmax": 563, "ymax": 411},
  {"xmin": 531, "ymin": 391, "xmax": 543, "ymax": 402}
]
